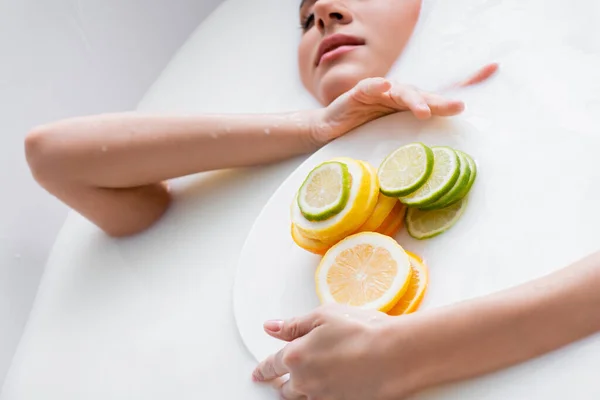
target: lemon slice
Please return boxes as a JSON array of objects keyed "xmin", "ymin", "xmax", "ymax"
[
  {"xmin": 419, "ymin": 150, "xmax": 471, "ymax": 210},
  {"xmin": 356, "ymin": 191, "xmax": 398, "ymax": 233},
  {"xmin": 406, "ymin": 196, "xmax": 469, "ymax": 240},
  {"xmin": 297, "ymin": 161, "xmax": 351, "ymax": 221},
  {"xmin": 292, "ymin": 158, "xmax": 376, "ymax": 241},
  {"xmin": 315, "ymin": 232, "xmax": 412, "ymax": 312},
  {"xmin": 378, "ymin": 143, "xmax": 434, "ymax": 197},
  {"xmin": 399, "ymin": 146, "xmax": 460, "ymax": 207},
  {"xmin": 290, "ymin": 223, "xmax": 332, "ymax": 255}
]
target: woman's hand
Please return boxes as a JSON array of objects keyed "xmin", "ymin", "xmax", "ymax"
[
  {"xmin": 253, "ymin": 251, "xmax": 600, "ymax": 400},
  {"xmin": 310, "ymin": 63, "xmax": 499, "ymax": 146},
  {"xmin": 252, "ymin": 304, "xmax": 423, "ymax": 400}
]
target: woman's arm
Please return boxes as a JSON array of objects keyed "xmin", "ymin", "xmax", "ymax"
[
  {"xmin": 25, "ymin": 111, "xmax": 319, "ymax": 237},
  {"xmin": 402, "ymin": 250, "xmax": 600, "ymax": 393},
  {"xmin": 25, "ymin": 65, "xmax": 496, "ymax": 237},
  {"xmin": 253, "ymin": 250, "xmax": 600, "ymax": 399}
]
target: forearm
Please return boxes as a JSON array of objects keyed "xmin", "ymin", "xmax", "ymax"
[
  {"xmin": 398, "ymin": 251, "xmax": 600, "ymax": 392},
  {"xmin": 25, "ymin": 111, "xmax": 319, "ymax": 188}
]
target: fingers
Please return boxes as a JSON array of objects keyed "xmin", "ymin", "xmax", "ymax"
[
  {"xmin": 450, "ymin": 62, "xmax": 500, "ymax": 89},
  {"xmin": 280, "ymin": 379, "xmax": 306, "ymax": 400},
  {"xmin": 253, "ymin": 348, "xmax": 289, "ymax": 382},
  {"xmin": 387, "ymin": 85, "xmax": 432, "ymax": 120},
  {"xmin": 263, "ymin": 313, "xmax": 320, "ymax": 342},
  {"xmin": 355, "ymin": 77, "xmax": 393, "ymax": 96},
  {"xmin": 423, "ymin": 93, "xmax": 465, "ymax": 117}
]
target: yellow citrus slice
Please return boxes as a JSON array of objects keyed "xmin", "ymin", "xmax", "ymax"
[
  {"xmin": 292, "ymin": 158, "xmax": 377, "ymax": 241},
  {"xmin": 387, "ymin": 251, "xmax": 429, "ymax": 315},
  {"xmin": 356, "ymin": 191, "xmax": 399, "ymax": 233},
  {"xmin": 315, "ymin": 232, "xmax": 412, "ymax": 312},
  {"xmin": 290, "ymin": 223, "xmax": 332, "ymax": 255}
]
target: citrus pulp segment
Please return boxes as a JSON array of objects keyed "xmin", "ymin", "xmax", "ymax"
[
  {"xmin": 297, "ymin": 161, "xmax": 351, "ymax": 221},
  {"xmin": 292, "ymin": 158, "xmax": 376, "ymax": 241},
  {"xmin": 406, "ymin": 196, "xmax": 469, "ymax": 240},
  {"xmin": 377, "ymin": 142, "xmax": 434, "ymax": 197},
  {"xmin": 315, "ymin": 232, "xmax": 412, "ymax": 312}
]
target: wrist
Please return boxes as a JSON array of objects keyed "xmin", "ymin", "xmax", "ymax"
[
  {"xmin": 375, "ymin": 316, "xmax": 434, "ymax": 399},
  {"xmin": 303, "ymin": 108, "xmax": 344, "ymax": 149}
]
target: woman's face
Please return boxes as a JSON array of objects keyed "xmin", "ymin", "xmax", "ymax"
[{"xmin": 298, "ymin": 0, "xmax": 422, "ymax": 105}]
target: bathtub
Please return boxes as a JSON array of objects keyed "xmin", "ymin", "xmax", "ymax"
[{"xmin": 2, "ymin": 0, "xmax": 600, "ymax": 399}]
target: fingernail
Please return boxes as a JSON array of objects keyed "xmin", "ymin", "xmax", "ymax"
[
  {"xmin": 418, "ymin": 102, "xmax": 429, "ymax": 111},
  {"xmin": 252, "ymin": 370, "xmax": 264, "ymax": 382},
  {"xmin": 264, "ymin": 320, "xmax": 283, "ymax": 333}
]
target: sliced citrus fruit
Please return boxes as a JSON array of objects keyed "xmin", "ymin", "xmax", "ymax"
[
  {"xmin": 406, "ymin": 195, "xmax": 469, "ymax": 240},
  {"xmin": 292, "ymin": 158, "xmax": 377, "ymax": 241},
  {"xmin": 449, "ymin": 150, "xmax": 477, "ymax": 206},
  {"xmin": 297, "ymin": 161, "xmax": 351, "ymax": 221},
  {"xmin": 399, "ymin": 146, "xmax": 460, "ymax": 207},
  {"xmin": 315, "ymin": 232, "xmax": 412, "ymax": 312},
  {"xmin": 290, "ymin": 223, "xmax": 332, "ymax": 255},
  {"xmin": 388, "ymin": 251, "xmax": 429, "ymax": 315},
  {"xmin": 378, "ymin": 143, "xmax": 434, "ymax": 197},
  {"xmin": 419, "ymin": 150, "xmax": 471, "ymax": 210},
  {"xmin": 379, "ymin": 203, "xmax": 407, "ymax": 237},
  {"xmin": 356, "ymin": 192, "xmax": 399, "ymax": 233}
]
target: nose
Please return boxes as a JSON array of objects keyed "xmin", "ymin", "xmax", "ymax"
[{"xmin": 314, "ymin": 0, "xmax": 353, "ymax": 34}]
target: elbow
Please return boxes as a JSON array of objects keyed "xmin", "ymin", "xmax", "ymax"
[{"xmin": 25, "ymin": 124, "xmax": 64, "ymax": 184}]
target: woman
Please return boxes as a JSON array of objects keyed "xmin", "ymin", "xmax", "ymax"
[{"xmin": 25, "ymin": 1, "xmax": 600, "ymax": 399}]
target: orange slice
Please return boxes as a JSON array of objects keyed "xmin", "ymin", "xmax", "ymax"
[
  {"xmin": 315, "ymin": 232, "xmax": 412, "ymax": 312},
  {"xmin": 379, "ymin": 204, "xmax": 407, "ymax": 237},
  {"xmin": 375, "ymin": 202, "xmax": 406, "ymax": 235},
  {"xmin": 387, "ymin": 251, "xmax": 429, "ymax": 315}
]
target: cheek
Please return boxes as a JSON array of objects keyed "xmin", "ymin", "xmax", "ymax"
[
  {"xmin": 372, "ymin": 1, "xmax": 422, "ymax": 61},
  {"xmin": 297, "ymin": 36, "xmax": 318, "ymax": 93}
]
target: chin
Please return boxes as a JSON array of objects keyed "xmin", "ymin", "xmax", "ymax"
[{"xmin": 317, "ymin": 63, "xmax": 383, "ymax": 105}]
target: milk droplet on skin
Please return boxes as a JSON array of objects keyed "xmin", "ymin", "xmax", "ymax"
[
  {"xmin": 225, "ymin": 126, "xmax": 232, "ymax": 133},
  {"xmin": 264, "ymin": 128, "xmax": 271, "ymax": 135},
  {"xmin": 209, "ymin": 132, "xmax": 219, "ymax": 139}
]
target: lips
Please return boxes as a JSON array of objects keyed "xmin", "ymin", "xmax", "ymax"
[{"xmin": 315, "ymin": 34, "xmax": 365, "ymax": 66}]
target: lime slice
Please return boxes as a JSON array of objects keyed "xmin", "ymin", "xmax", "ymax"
[
  {"xmin": 449, "ymin": 151, "xmax": 477, "ymax": 205},
  {"xmin": 418, "ymin": 151, "xmax": 471, "ymax": 210},
  {"xmin": 377, "ymin": 143, "xmax": 434, "ymax": 197},
  {"xmin": 406, "ymin": 196, "xmax": 469, "ymax": 240},
  {"xmin": 399, "ymin": 147, "xmax": 460, "ymax": 207},
  {"xmin": 298, "ymin": 161, "xmax": 351, "ymax": 221}
]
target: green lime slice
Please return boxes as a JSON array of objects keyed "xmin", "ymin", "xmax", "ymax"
[
  {"xmin": 418, "ymin": 151, "xmax": 471, "ymax": 210},
  {"xmin": 298, "ymin": 161, "xmax": 351, "ymax": 222},
  {"xmin": 449, "ymin": 151, "xmax": 478, "ymax": 205},
  {"xmin": 399, "ymin": 146, "xmax": 460, "ymax": 207},
  {"xmin": 406, "ymin": 196, "xmax": 469, "ymax": 240},
  {"xmin": 377, "ymin": 143, "xmax": 434, "ymax": 197}
]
